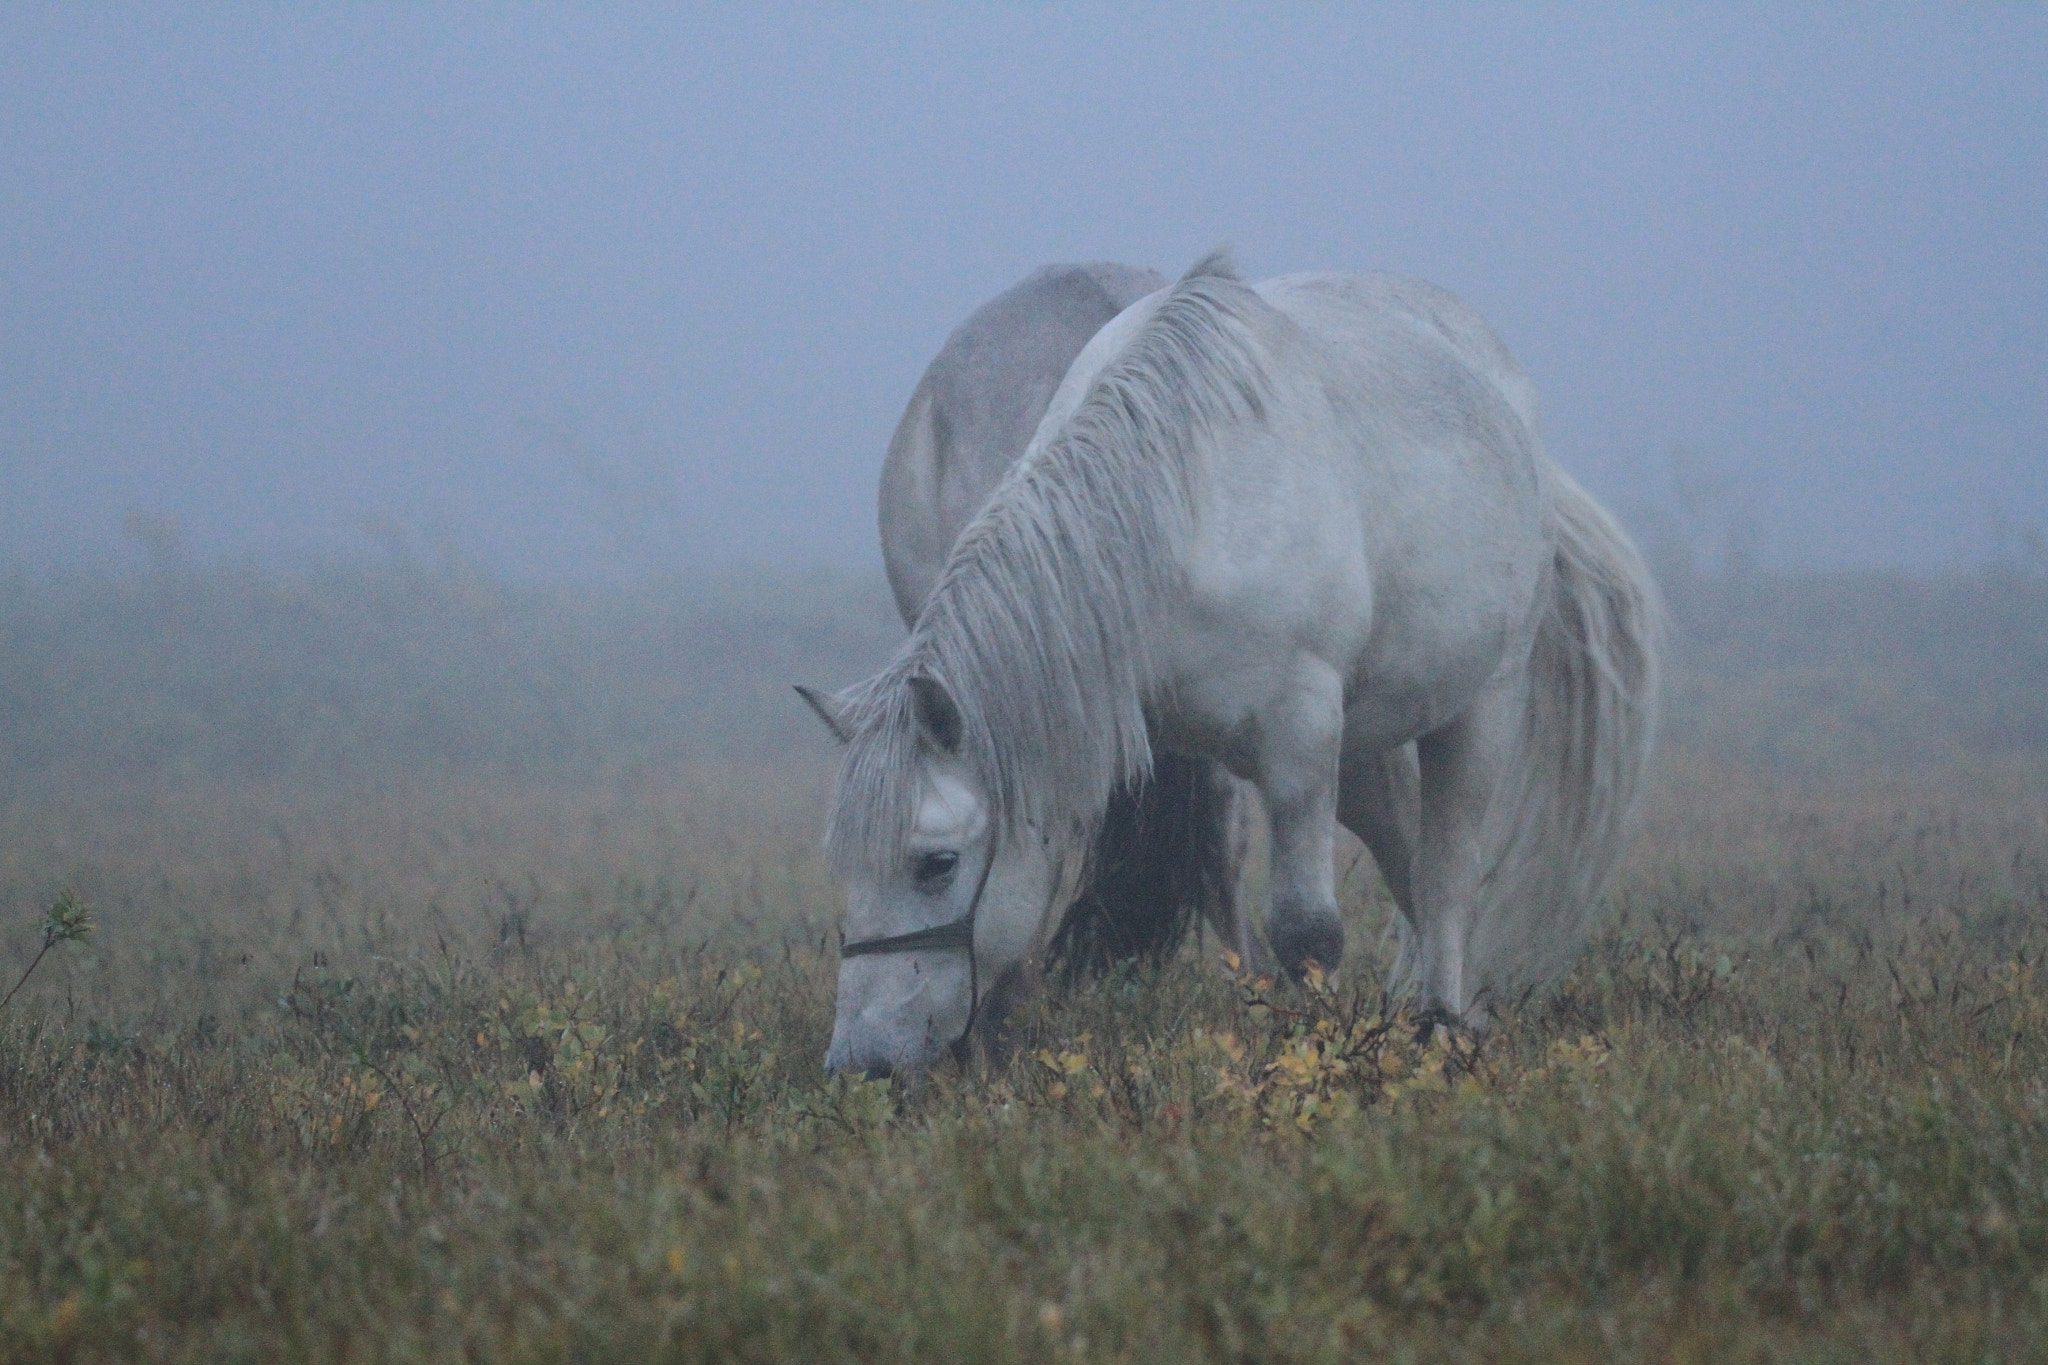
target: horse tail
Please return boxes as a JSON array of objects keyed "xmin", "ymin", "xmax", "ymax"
[
  {"xmin": 1459, "ymin": 463, "xmax": 1664, "ymax": 1005},
  {"xmin": 1046, "ymin": 751, "xmax": 1237, "ymax": 979}
]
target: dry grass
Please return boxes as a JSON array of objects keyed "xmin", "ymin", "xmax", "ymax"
[{"xmin": 3, "ymin": 563, "xmax": 2047, "ymax": 1361}]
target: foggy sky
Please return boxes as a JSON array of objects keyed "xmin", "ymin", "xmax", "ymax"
[{"xmin": 3, "ymin": 6, "xmax": 2043, "ymax": 578}]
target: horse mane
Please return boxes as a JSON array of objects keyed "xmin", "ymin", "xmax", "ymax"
[{"xmin": 829, "ymin": 249, "xmax": 1273, "ymax": 874}]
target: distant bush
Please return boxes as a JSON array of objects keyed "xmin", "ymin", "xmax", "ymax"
[
  {"xmin": 3, "ymin": 558, "xmax": 2043, "ymax": 789},
  {"xmin": 0, "ymin": 561, "xmax": 902, "ymax": 786},
  {"xmin": 1663, "ymin": 566, "xmax": 2048, "ymax": 773}
]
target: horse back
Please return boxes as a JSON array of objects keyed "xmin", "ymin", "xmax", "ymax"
[{"xmin": 878, "ymin": 262, "xmax": 1166, "ymax": 621}]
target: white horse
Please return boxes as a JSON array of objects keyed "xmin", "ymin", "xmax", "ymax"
[{"xmin": 804, "ymin": 251, "xmax": 1661, "ymax": 1077}]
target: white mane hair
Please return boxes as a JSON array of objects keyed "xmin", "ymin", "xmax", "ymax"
[{"xmin": 828, "ymin": 250, "xmax": 1272, "ymax": 874}]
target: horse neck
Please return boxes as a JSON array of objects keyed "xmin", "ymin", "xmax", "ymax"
[
  {"xmin": 908, "ymin": 265, "xmax": 1273, "ymax": 845},
  {"xmin": 909, "ymin": 513, "xmax": 1171, "ymax": 851}
]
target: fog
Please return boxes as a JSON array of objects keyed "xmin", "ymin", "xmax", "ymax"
[{"xmin": 3, "ymin": 6, "xmax": 2043, "ymax": 578}]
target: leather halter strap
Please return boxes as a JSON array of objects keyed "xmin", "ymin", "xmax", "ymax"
[
  {"xmin": 838, "ymin": 916, "xmax": 974, "ymax": 957},
  {"xmin": 838, "ymin": 838, "xmax": 997, "ymax": 1047}
]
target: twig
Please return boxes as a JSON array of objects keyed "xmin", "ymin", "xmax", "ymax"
[
  {"xmin": 2, "ymin": 891, "xmax": 95, "ymax": 1013},
  {"xmin": 0, "ymin": 939, "xmax": 57, "ymax": 1014}
]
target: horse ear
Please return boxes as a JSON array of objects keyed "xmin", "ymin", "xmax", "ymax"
[
  {"xmin": 905, "ymin": 675, "xmax": 964, "ymax": 755},
  {"xmin": 794, "ymin": 684, "xmax": 854, "ymax": 744}
]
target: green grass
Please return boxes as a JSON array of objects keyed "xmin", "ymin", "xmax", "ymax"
[
  {"xmin": 3, "ymin": 563, "xmax": 2048, "ymax": 1360},
  {"xmin": 2, "ymin": 759, "xmax": 2044, "ymax": 1362}
]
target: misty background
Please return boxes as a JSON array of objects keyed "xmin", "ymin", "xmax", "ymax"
[
  {"xmin": 4, "ymin": 6, "xmax": 2048, "ymax": 1060},
  {"xmin": 3, "ymin": 4, "xmax": 2047, "ymax": 825},
  {"xmin": 4, "ymin": 6, "xmax": 2044, "ymax": 579}
]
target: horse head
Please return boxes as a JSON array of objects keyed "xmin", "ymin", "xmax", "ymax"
[{"xmin": 800, "ymin": 676, "xmax": 1060, "ymax": 1077}]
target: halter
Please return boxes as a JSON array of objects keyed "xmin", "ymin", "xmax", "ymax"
[{"xmin": 838, "ymin": 836, "xmax": 998, "ymax": 1050}]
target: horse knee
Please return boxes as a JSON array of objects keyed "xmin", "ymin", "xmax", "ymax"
[{"xmin": 1267, "ymin": 903, "xmax": 1343, "ymax": 979}]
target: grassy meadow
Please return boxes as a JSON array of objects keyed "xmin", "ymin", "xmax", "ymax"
[{"xmin": 3, "ymin": 557, "xmax": 2047, "ymax": 1362}]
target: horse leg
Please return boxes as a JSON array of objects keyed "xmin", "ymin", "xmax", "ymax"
[
  {"xmin": 1335, "ymin": 740, "xmax": 1420, "ymax": 930},
  {"xmin": 1412, "ymin": 674, "xmax": 1525, "ymax": 1023},
  {"xmin": 1200, "ymin": 764, "xmax": 1263, "ymax": 970},
  {"xmin": 1256, "ymin": 664, "xmax": 1347, "ymax": 979}
]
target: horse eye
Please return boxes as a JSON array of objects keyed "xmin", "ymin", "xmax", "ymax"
[{"xmin": 914, "ymin": 851, "xmax": 960, "ymax": 889}]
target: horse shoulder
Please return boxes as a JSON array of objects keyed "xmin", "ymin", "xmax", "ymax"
[{"xmin": 1183, "ymin": 274, "xmax": 1551, "ymax": 735}]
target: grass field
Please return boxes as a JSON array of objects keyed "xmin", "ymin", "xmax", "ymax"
[{"xmin": 3, "ymin": 560, "xmax": 2047, "ymax": 1362}]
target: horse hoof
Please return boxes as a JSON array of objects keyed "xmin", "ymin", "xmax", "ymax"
[
  {"xmin": 1268, "ymin": 910, "xmax": 1344, "ymax": 980},
  {"xmin": 1412, "ymin": 1002, "xmax": 1488, "ymax": 1044},
  {"xmin": 1412, "ymin": 1004, "xmax": 1459, "ymax": 1044}
]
